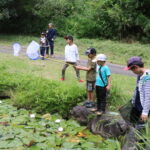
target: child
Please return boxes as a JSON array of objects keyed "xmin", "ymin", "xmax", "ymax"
[
  {"xmin": 40, "ymin": 32, "xmax": 47, "ymax": 60},
  {"xmin": 92, "ymin": 54, "xmax": 111, "ymax": 115},
  {"xmin": 76, "ymin": 48, "xmax": 97, "ymax": 108},
  {"xmin": 61, "ymin": 35, "xmax": 84, "ymax": 82},
  {"xmin": 124, "ymin": 56, "xmax": 150, "ymax": 123}
]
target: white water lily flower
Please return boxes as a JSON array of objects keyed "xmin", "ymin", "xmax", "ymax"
[
  {"xmin": 108, "ymin": 112, "xmax": 119, "ymax": 116},
  {"xmin": 58, "ymin": 127, "xmax": 63, "ymax": 132},
  {"xmin": 55, "ymin": 119, "xmax": 61, "ymax": 123},
  {"xmin": 30, "ymin": 114, "xmax": 36, "ymax": 118}
]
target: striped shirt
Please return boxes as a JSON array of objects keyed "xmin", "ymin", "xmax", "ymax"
[{"xmin": 132, "ymin": 70, "xmax": 150, "ymax": 115}]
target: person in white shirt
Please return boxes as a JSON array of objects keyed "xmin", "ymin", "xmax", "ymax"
[{"xmin": 61, "ymin": 35, "xmax": 84, "ymax": 82}]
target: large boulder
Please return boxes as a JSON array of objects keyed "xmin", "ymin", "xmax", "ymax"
[{"xmin": 71, "ymin": 105, "xmax": 128, "ymax": 138}]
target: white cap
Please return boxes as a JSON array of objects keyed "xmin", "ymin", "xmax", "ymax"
[
  {"xmin": 48, "ymin": 23, "xmax": 53, "ymax": 26},
  {"xmin": 92, "ymin": 54, "xmax": 107, "ymax": 62}
]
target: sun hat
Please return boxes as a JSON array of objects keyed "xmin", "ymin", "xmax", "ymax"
[
  {"xmin": 124, "ymin": 56, "xmax": 143, "ymax": 70},
  {"xmin": 92, "ymin": 54, "xmax": 107, "ymax": 62},
  {"xmin": 85, "ymin": 48, "xmax": 96, "ymax": 56}
]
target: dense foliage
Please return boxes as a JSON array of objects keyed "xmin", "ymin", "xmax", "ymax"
[
  {"xmin": 0, "ymin": 64, "xmax": 85, "ymax": 118},
  {"xmin": 0, "ymin": 0, "xmax": 150, "ymax": 42}
]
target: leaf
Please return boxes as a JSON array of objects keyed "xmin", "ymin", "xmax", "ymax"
[
  {"xmin": 28, "ymin": 145, "xmax": 41, "ymax": 150},
  {"xmin": 81, "ymin": 142, "xmax": 95, "ymax": 148},
  {"xmin": 1, "ymin": 134, "xmax": 15, "ymax": 140},
  {"xmin": 77, "ymin": 132, "xmax": 87, "ymax": 137},
  {"xmin": 67, "ymin": 137, "xmax": 80, "ymax": 143},
  {"xmin": 35, "ymin": 143, "xmax": 49, "ymax": 149},
  {"xmin": 62, "ymin": 142, "xmax": 78, "ymax": 149},
  {"xmin": 46, "ymin": 136, "xmax": 56, "ymax": 148},
  {"xmin": 42, "ymin": 113, "xmax": 51, "ymax": 120}
]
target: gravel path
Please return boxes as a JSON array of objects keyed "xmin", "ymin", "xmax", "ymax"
[{"xmin": 0, "ymin": 44, "xmax": 135, "ymax": 77}]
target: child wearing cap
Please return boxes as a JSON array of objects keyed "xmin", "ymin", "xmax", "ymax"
[
  {"xmin": 61, "ymin": 35, "xmax": 83, "ymax": 82},
  {"xmin": 91, "ymin": 54, "xmax": 111, "ymax": 115},
  {"xmin": 40, "ymin": 32, "xmax": 48, "ymax": 60},
  {"xmin": 76, "ymin": 48, "xmax": 97, "ymax": 108},
  {"xmin": 124, "ymin": 56, "xmax": 150, "ymax": 123}
]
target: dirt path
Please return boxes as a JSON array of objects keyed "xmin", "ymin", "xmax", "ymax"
[{"xmin": 0, "ymin": 44, "xmax": 135, "ymax": 77}]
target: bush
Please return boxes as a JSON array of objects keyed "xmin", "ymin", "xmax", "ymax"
[{"xmin": 0, "ymin": 66, "xmax": 85, "ymax": 117}]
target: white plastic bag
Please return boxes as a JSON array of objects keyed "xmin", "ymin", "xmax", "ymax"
[
  {"xmin": 13, "ymin": 43, "xmax": 21, "ymax": 56},
  {"xmin": 26, "ymin": 41, "xmax": 40, "ymax": 60}
]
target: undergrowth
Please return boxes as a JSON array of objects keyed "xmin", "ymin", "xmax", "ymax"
[{"xmin": 0, "ymin": 64, "xmax": 85, "ymax": 118}]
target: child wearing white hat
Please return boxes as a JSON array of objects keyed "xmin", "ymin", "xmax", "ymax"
[{"xmin": 92, "ymin": 54, "xmax": 111, "ymax": 115}]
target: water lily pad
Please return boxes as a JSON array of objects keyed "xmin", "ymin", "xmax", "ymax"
[{"xmin": 62, "ymin": 142, "xmax": 78, "ymax": 149}]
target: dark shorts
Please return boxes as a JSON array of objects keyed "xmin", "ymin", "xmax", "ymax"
[{"xmin": 86, "ymin": 81, "xmax": 95, "ymax": 92}]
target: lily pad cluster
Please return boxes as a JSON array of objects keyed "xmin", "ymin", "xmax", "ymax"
[{"xmin": 0, "ymin": 100, "xmax": 121, "ymax": 150}]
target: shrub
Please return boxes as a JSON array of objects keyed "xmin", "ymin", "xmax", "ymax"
[{"xmin": 0, "ymin": 67, "xmax": 85, "ymax": 117}]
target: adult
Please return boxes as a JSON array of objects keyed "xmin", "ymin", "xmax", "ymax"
[
  {"xmin": 46, "ymin": 23, "xmax": 57, "ymax": 58},
  {"xmin": 124, "ymin": 56, "xmax": 150, "ymax": 123}
]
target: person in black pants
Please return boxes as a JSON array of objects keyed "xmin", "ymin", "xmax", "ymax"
[
  {"xmin": 91, "ymin": 54, "xmax": 111, "ymax": 115},
  {"xmin": 46, "ymin": 23, "xmax": 57, "ymax": 58}
]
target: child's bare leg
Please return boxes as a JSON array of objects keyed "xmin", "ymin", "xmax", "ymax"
[
  {"xmin": 87, "ymin": 91, "xmax": 91, "ymax": 101},
  {"xmin": 90, "ymin": 91, "xmax": 95, "ymax": 102}
]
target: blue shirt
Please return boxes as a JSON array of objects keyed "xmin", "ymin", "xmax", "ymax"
[{"xmin": 96, "ymin": 65, "xmax": 111, "ymax": 87}]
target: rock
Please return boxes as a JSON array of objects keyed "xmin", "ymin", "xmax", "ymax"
[
  {"xmin": 71, "ymin": 105, "xmax": 128, "ymax": 138},
  {"xmin": 122, "ymin": 127, "xmax": 137, "ymax": 150},
  {"xmin": 71, "ymin": 105, "xmax": 92, "ymax": 125}
]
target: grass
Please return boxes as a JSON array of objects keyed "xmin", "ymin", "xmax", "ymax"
[
  {"xmin": 108, "ymin": 74, "xmax": 135, "ymax": 109},
  {"xmin": 0, "ymin": 52, "xmax": 87, "ymax": 117},
  {"xmin": 0, "ymin": 52, "xmax": 136, "ymax": 110},
  {"xmin": 0, "ymin": 34, "xmax": 150, "ymax": 66},
  {"xmin": 0, "ymin": 52, "xmax": 86, "ymax": 82}
]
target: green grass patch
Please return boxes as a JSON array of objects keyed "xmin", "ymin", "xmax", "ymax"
[
  {"xmin": 0, "ymin": 69, "xmax": 85, "ymax": 118},
  {"xmin": 0, "ymin": 52, "xmax": 136, "ymax": 114},
  {"xmin": 0, "ymin": 34, "xmax": 150, "ymax": 65},
  {"xmin": 108, "ymin": 74, "xmax": 135, "ymax": 110}
]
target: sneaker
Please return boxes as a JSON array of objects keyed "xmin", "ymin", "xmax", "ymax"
[
  {"xmin": 91, "ymin": 102, "xmax": 96, "ymax": 107},
  {"xmin": 45, "ymin": 55, "xmax": 49, "ymax": 58},
  {"xmin": 95, "ymin": 111, "xmax": 104, "ymax": 115},
  {"xmin": 90, "ymin": 108, "xmax": 97, "ymax": 112},
  {"xmin": 83, "ymin": 101, "xmax": 89, "ymax": 106},
  {"xmin": 41, "ymin": 57, "xmax": 44, "ymax": 60},
  {"xmin": 51, "ymin": 55, "xmax": 55, "ymax": 58},
  {"xmin": 86, "ymin": 102, "xmax": 94, "ymax": 108},
  {"xmin": 79, "ymin": 80, "xmax": 84, "ymax": 83},
  {"xmin": 60, "ymin": 78, "xmax": 65, "ymax": 81}
]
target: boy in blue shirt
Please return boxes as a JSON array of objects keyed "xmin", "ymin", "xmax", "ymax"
[{"xmin": 91, "ymin": 54, "xmax": 111, "ymax": 115}]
